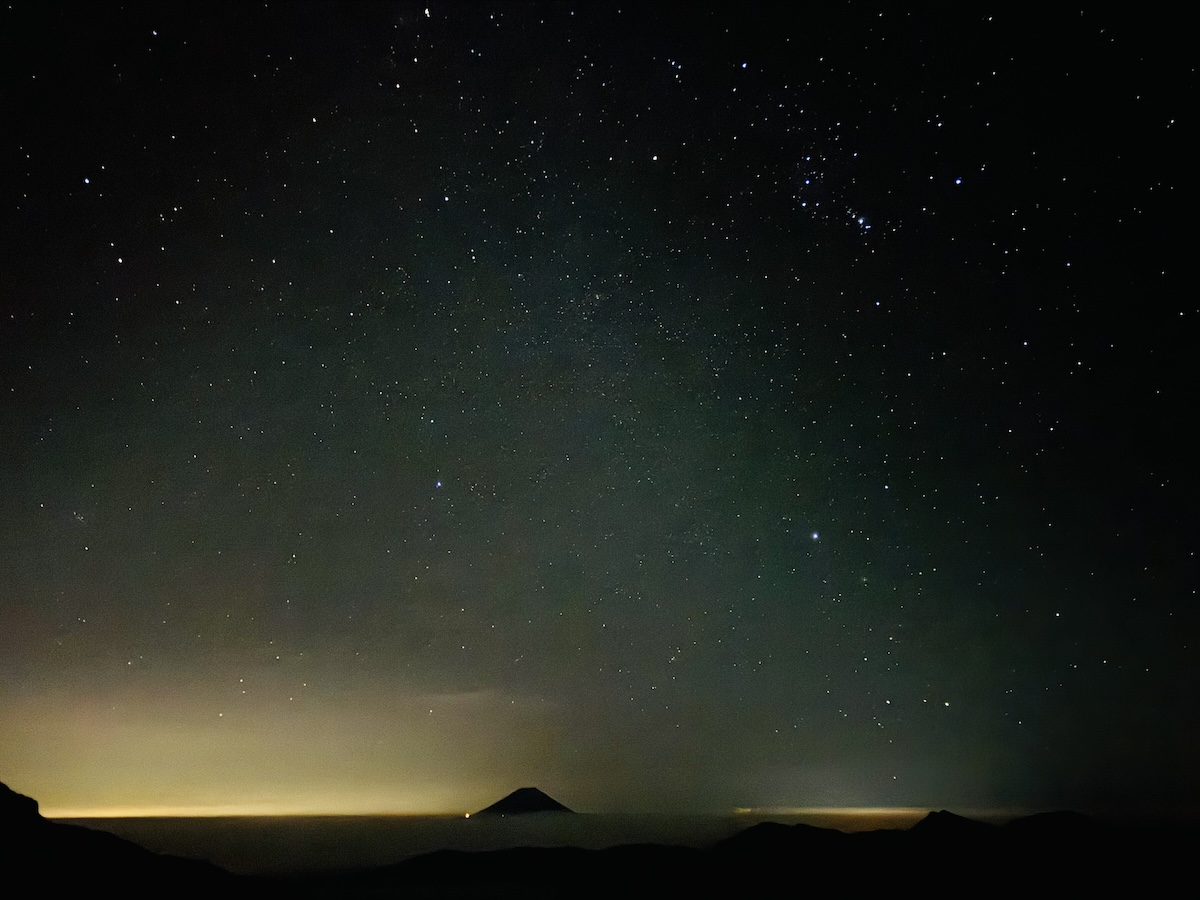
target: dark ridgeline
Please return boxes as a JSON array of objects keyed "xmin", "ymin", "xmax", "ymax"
[
  {"xmin": 2, "ymin": 781, "xmax": 1191, "ymax": 897},
  {"xmin": 473, "ymin": 786, "xmax": 574, "ymax": 816},
  {"xmin": 0, "ymin": 780, "xmax": 237, "ymax": 893}
]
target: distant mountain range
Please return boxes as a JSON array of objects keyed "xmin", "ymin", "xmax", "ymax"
[{"xmin": 2, "ymin": 780, "xmax": 1192, "ymax": 896}]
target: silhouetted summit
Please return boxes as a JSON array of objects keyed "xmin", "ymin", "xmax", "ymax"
[
  {"xmin": 0, "ymin": 779, "xmax": 236, "ymax": 892},
  {"xmin": 910, "ymin": 808, "xmax": 996, "ymax": 839},
  {"xmin": 0, "ymin": 781, "xmax": 40, "ymax": 823},
  {"xmin": 474, "ymin": 787, "xmax": 574, "ymax": 816}
]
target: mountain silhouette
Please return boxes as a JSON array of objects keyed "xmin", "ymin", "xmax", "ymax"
[
  {"xmin": 0, "ymin": 780, "xmax": 237, "ymax": 893},
  {"xmin": 0, "ymin": 780, "xmax": 39, "ymax": 822},
  {"xmin": 909, "ymin": 808, "xmax": 997, "ymax": 840},
  {"xmin": 474, "ymin": 787, "xmax": 574, "ymax": 816},
  {"xmin": 3, "ymin": 779, "xmax": 1194, "ymax": 896}
]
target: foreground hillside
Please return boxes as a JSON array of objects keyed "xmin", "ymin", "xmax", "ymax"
[{"xmin": 3, "ymin": 782, "xmax": 1190, "ymax": 897}]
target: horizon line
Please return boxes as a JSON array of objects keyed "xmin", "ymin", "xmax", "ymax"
[{"xmin": 43, "ymin": 803, "xmax": 1017, "ymax": 821}]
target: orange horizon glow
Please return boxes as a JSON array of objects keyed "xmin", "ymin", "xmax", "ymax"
[{"xmin": 42, "ymin": 803, "xmax": 1029, "ymax": 824}]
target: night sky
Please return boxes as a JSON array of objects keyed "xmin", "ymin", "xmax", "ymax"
[{"xmin": 2, "ymin": 2, "xmax": 1194, "ymax": 819}]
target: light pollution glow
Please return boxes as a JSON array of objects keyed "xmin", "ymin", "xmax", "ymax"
[{"xmin": 8, "ymin": 678, "xmax": 569, "ymax": 820}]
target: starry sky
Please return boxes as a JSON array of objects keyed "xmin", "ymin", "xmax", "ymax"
[{"xmin": 1, "ymin": 2, "xmax": 1194, "ymax": 819}]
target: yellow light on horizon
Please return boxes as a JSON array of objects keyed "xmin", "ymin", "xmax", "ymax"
[{"xmin": 41, "ymin": 801, "xmax": 476, "ymax": 819}]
